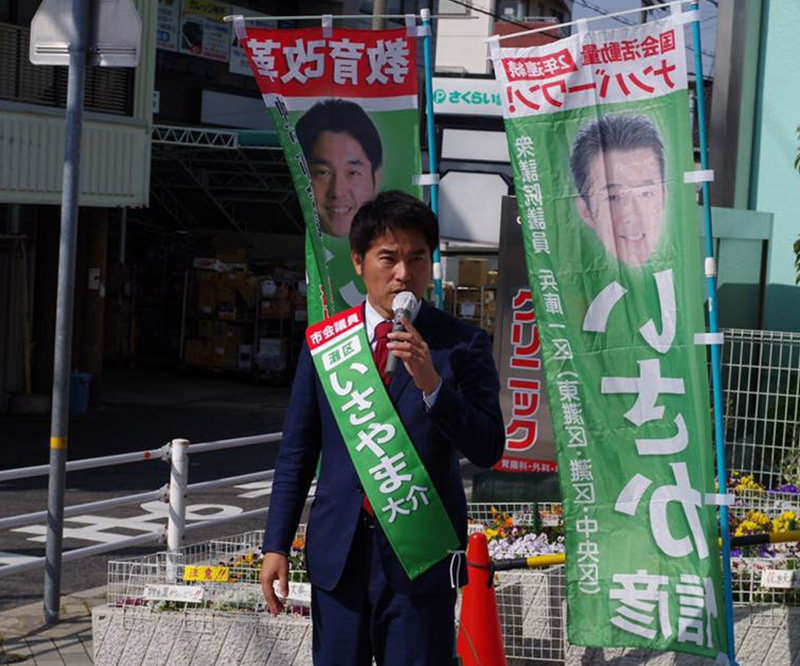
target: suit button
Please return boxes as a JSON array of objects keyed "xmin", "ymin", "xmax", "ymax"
[{"xmin": 356, "ymin": 483, "xmax": 364, "ymax": 493}]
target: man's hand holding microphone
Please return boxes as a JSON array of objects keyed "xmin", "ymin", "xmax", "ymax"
[{"xmin": 386, "ymin": 291, "xmax": 441, "ymax": 397}]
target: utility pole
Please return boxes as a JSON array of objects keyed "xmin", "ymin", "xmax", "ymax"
[
  {"xmin": 31, "ymin": 0, "xmax": 140, "ymax": 624},
  {"xmin": 43, "ymin": 0, "xmax": 89, "ymax": 624}
]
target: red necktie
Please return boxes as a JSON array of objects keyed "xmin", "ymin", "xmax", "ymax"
[
  {"xmin": 372, "ymin": 320, "xmax": 393, "ymax": 386},
  {"xmin": 364, "ymin": 319, "xmax": 394, "ymax": 517}
]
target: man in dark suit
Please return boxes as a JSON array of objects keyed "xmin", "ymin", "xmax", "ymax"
[{"xmin": 260, "ymin": 190, "xmax": 505, "ymax": 666}]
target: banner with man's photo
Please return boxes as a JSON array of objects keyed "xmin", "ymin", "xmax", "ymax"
[
  {"xmin": 238, "ymin": 24, "xmax": 422, "ymax": 322},
  {"xmin": 492, "ymin": 10, "xmax": 726, "ymax": 659}
]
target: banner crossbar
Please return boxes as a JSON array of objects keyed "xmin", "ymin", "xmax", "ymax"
[
  {"xmin": 487, "ymin": 0, "xmax": 699, "ymax": 43},
  {"xmin": 224, "ymin": 13, "xmax": 478, "ymax": 23}
]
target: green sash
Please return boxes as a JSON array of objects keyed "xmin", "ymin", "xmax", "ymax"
[{"xmin": 307, "ymin": 306, "xmax": 460, "ymax": 579}]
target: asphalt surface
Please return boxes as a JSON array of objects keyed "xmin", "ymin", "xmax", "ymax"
[{"xmin": 0, "ymin": 365, "xmax": 293, "ymax": 613}]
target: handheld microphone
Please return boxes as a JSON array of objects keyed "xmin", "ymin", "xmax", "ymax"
[{"xmin": 385, "ymin": 291, "xmax": 417, "ymax": 378}]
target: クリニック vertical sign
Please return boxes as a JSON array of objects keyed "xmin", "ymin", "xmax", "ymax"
[
  {"xmin": 492, "ymin": 10, "xmax": 727, "ymax": 660},
  {"xmin": 239, "ymin": 24, "xmax": 422, "ymax": 323}
]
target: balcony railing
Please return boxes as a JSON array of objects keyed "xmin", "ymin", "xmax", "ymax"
[{"xmin": 0, "ymin": 21, "xmax": 133, "ymax": 117}]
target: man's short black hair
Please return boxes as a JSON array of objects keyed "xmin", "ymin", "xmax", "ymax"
[
  {"xmin": 570, "ymin": 114, "xmax": 665, "ymax": 202},
  {"xmin": 350, "ymin": 191, "xmax": 439, "ymax": 258},
  {"xmin": 295, "ymin": 99, "xmax": 383, "ymax": 175}
]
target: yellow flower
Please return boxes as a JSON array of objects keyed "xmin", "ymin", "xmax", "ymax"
[
  {"xmin": 735, "ymin": 474, "xmax": 765, "ymax": 494},
  {"xmin": 484, "ymin": 528, "xmax": 499, "ymax": 540},
  {"xmin": 735, "ymin": 510, "xmax": 772, "ymax": 537},
  {"xmin": 773, "ymin": 511, "xmax": 798, "ymax": 533}
]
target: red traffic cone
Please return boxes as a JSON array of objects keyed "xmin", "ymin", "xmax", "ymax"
[{"xmin": 457, "ymin": 532, "xmax": 507, "ymax": 666}]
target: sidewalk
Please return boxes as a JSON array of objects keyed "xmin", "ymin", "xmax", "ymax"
[{"xmin": 0, "ymin": 587, "xmax": 104, "ymax": 666}]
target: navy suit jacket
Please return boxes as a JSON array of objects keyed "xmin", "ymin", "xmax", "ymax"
[{"xmin": 263, "ymin": 301, "xmax": 505, "ymax": 595}]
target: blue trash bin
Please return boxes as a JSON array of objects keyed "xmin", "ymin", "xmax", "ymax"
[{"xmin": 70, "ymin": 371, "xmax": 92, "ymax": 415}]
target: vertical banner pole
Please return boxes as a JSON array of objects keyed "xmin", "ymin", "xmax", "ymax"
[
  {"xmin": 689, "ymin": 4, "xmax": 737, "ymax": 664},
  {"xmin": 421, "ymin": 8, "xmax": 444, "ymax": 310}
]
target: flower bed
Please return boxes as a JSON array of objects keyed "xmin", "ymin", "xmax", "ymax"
[
  {"xmin": 468, "ymin": 505, "xmax": 565, "ymax": 562},
  {"xmin": 106, "ymin": 529, "xmax": 310, "ymax": 617}
]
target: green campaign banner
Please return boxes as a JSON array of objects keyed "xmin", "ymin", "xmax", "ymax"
[
  {"xmin": 491, "ymin": 9, "xmax": 727, "ymax": 660},
  {"xmin": 306, "ymin": 306, "xmax": 460, "ymax": 579},
  {"xmin": 238, "ymin": 23, "xmax": 422, "ymax": 323}
]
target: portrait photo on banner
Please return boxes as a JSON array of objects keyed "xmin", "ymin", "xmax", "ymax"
[
  {"xmin": 548, "ymin": 104, "xmax": 686, "ymax": 275},
  {"xmin": 290, "ymin": 97, "xmax": 422, "ymax": 313}
]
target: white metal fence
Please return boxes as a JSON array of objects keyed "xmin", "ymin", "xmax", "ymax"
[{"xmin": 723, "ymin": 328, "xmax": 800, "ymax": 490}]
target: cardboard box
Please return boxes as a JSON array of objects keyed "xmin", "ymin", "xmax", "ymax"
[
  {"xmin": 211, "ymin": 322, "xmax": 243, "ymax": 352},
  {"xmin": 459, "ymin": 259, "xmax": 489, "ymax": 287},
  {"xmin": 184, "ymin": 339, "xmax": 212, "ymax": 366},
  {"xmin": 197, "ymin": 319, "xmax": 214, "ymax": 341},
  {"xmin": 234, "ymin": 274, "xmax": 258, "ymax": 309},
  {"xmin": 218, "ymin": 249, "xmax": 248, "ymax": 265},
  {"xmin": 197, "ymin": 273, "xmax": 217, "ymax": 315},
  {"xmin": 211, "ymin": 336, "xmax": 240, "ymax": 368},
  {"xmin": 260, "ymin": 299, "xmax": 291, "ymax": 318}
]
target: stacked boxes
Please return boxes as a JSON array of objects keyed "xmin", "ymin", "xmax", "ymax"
[
  {"xmin": 457, "ymin": 258, "xmax": 496, "ymax": 334},
  {"xmin": 185, "ymin": 258, "xmax": 259, "ymax": 371},
  {"xmin": 184, "ymin": 255, "xmax": 305, "ymax": 378}
]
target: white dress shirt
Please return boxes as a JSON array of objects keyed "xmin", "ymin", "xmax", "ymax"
[{"xmin": 364, "ymin": 298, "xmax": 441, "ymax": 409}]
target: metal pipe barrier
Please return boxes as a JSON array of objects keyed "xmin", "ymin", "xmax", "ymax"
[
  {"xmin": 186, "ymin": 470, "xmax": 275, "ymax": 494},
  {"xmin": 0, "ymin": 488, "xmax": 167, "ymax": 531},
  {"xmin": 492, "ymin": 530, "xmax": 800, "ymax": 572},
  {"xmin": 0, "ymin": 530, "xmax": 166, "ymax": 578},
  {"xmin": 0, "ymin": 445, "xmax": 170, "ymax": 483},
  {"xmin": 0, "ymin": 432, "xmax": 283, "ymax": 581}
]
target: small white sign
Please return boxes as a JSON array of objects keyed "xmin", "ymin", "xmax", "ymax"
[
  {"xmin": 761, "ymin": 569, "xmax": 800, "ymax": 589},
  {"xmin": 515, "ymin": 511, "xmax": 535, "ymax": 526},
  {"xmin": 540, "ymin": 513, "xmax": 561, "ymax": 527},
  {"xmin": 274, "ymin": 581, "xmax": 312, "ymax": 606},
  {"xmin": 143, "ymin": 584, "xmax": 205, "ymax": 602}
]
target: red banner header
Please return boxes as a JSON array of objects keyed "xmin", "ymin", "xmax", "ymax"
[{"xmin": 242, "ymin": 27, "xmax": 418, "ymax": 98}]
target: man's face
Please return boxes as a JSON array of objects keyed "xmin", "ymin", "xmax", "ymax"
[
  {"xmin": 308, "ymin": 130, "xmax": 381, "ymax": 237},
  {"xmin": 352, "ymin": 228, "xmax": 432, "ymax": 321},
  {"xmin": 576, "ymin": 148, "xmax": 666, "ymax": 267}
]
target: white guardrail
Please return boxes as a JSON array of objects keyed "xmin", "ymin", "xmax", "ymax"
[{"xmin": 0, "ymin": 432, "xmax": 284, "ymax": 578}]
